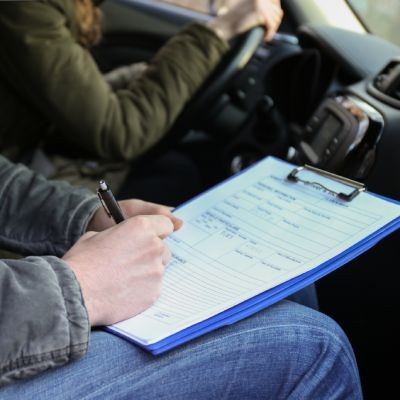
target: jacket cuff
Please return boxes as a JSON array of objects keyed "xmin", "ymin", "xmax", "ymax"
[
  {"xmin": 0, "ymin": 256, "xmax": 90, "ymax": 385},
  {"xmin": 47, "ymin": 255, "xmax": 91, "ymax": 359}
]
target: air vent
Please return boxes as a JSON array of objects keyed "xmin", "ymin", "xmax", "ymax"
[
  {"xmin": 374, "ymin": 61, "xmax": 400, "ymax": 99},
  {"xmin": 368, "ymin": 58, "xmax": 400, "ymax": 108}
]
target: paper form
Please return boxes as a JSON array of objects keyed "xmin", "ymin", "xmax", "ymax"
[{"xmin": 110, "ymin": 157, "xmax": 400, "ymax": 345}]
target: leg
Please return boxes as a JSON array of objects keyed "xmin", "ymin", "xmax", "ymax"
[
  {"xmin": 287, "ymin": 283, "xmax": 319, "ymax": 310},
  {"xmin": 1, "ymin": 301, "xmax": 362, "ymax": 399}
]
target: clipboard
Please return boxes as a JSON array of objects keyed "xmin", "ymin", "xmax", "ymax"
[
  {"xmin": 287, "ymin": 164, "xmax": 366, "ymax": 202},
  {"xmin": 105, "ymin": 157, "xmax": 399, "ymax": 355}
]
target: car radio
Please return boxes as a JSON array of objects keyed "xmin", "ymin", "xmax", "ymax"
[{"xmin": 290, "ymin": 94, "xmax": 384, "ymax": 180}]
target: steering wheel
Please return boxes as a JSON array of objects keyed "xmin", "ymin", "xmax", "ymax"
[{"xmin": 165, "ymin": 26, "xmax": 265, "ymax": 143}]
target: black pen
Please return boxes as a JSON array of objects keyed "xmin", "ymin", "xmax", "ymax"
[{"xmin": 97, "ymin": 180, "xmax": 125, "ymax": 224}]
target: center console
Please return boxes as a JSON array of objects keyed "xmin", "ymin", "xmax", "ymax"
[{"xmin": 290, "ymin": 94, "xmax": 384, "ymax": 180}]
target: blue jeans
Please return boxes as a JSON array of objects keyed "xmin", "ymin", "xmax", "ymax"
[{"xmin": 1, "ymin": 300, "xmax": 362, "ymax": 399}]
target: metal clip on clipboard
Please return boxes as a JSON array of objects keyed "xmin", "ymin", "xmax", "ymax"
[{"xmin": 287, "ymin": 164, "xmax": 366, "ymax": 202}]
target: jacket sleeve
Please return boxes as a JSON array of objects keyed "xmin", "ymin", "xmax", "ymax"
[
  {"xmin": 0, "ymin": 1, "xmax": 229, "ymax": 161},
  {"xmin": 0, "ymin": 155, "xmax": 99, "ymax": 257},
  {"xmin": 0, "ymin": 256, "xmax": 90, "ymax": 385},
  {"xmin": 0, "ymin": 155, "xmax": 100, "ymax": 384}
]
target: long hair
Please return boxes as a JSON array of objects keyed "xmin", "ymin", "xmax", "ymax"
[{"xmin": 73, "ymin": 0, "xmax": 102, "ymax": 48}]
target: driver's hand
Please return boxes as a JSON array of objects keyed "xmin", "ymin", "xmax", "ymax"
[{"xmin": 208, "ymin": 0, "xmax": 283, "ymax": 42}]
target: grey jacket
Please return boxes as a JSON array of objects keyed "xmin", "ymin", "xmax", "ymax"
[{"xmin": 0, "ymin": 155, "xmax": 99, "ymax": 385}]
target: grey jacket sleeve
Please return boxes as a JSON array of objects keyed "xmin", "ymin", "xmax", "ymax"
[
  {"xmin": 0, "ymin": 155, "xmax": 99, "ymax": 256},
  {"xmin": 0, "ymin": 256, "xmax": 90, "ymax": 385},
  {"xmin": 0, "ymin": 155, "xmax": 100, "ymax": 385}
]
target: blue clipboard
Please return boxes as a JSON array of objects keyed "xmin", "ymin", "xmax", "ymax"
[{"xmin": 105, "ymin": 161, "xmax": 400, "ymax": 355}]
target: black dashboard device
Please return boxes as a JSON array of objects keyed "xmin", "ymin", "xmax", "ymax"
[{"xmin": 292, "ymin": 94, "xmax": 384, "ymax": 180}]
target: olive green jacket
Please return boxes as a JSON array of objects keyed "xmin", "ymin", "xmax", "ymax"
[
  {"xmin": 0, "ymin": 155, "xmax": 99, "ymax": 385},
  {"xmin": 0, "ymin": 0, "xmax": 228, "ymax": 170}
]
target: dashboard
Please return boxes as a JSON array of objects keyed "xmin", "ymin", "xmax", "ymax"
[{"xmin": 215, "ymin": 23, "xmax": 400, "ymax": 199}]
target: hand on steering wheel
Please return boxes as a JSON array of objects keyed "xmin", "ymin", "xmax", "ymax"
[
  {"xmin": 208, "ymin": 0, "xmax": 283, "ymax": 42},
  {"xmin": 163, "ymin": 0, "xmax": 284, "ymax": 148}
]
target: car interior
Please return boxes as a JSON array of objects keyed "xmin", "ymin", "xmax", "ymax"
[{"xmin": 92, "ymin": 0, "xmax": 398, "ymax": 397}]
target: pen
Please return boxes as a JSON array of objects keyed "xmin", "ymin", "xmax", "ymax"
[{"xmin": 97, "ymin": 180, "xmax": 125, "ymax": 224}]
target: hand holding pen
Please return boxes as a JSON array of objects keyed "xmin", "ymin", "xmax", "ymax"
[
  {"xmin": 87, "ymin": 180, "xmax": 183, "ymax": 231},
  {"xmin": 66, "ymin": 180, "xmax": 184, "ymax": 326},
  {"xmin": 97, "ymin": 180, "xmax": 126, "ymax": 224}
]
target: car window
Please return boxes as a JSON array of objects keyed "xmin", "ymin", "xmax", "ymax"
[
  {"xmin": 160, "ymin": 0, "xmax": 400, "ymax": 46},
  {"xmin": 347, "ymin": 0, "xmax": 400, "ymax": 46}
]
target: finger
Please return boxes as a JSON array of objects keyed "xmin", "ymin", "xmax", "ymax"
[
  {"xmin": 170, "ymin": 215, "xmax": 184, "ymax": 231},
  {"xmin": 137, "ymin": 201, "xmax": 172, "ymax": 215},
  {"xmin": 162, "ymin": 245, "xmax": 172, "ymax": 266},
  {"xmin": 80, "ymin": 230, "xmax": 98, "ymax": 240},
  {"xmin": 265, "ymin": 27, "xmax": 276, "ymax": 42},
  {"xmin": 131, "ymin": 214, "xmax": 175, "ymax": 239},
  {"xmin": 136, "ymin": 205, "xmax": 183, "ymax": 232},
  {"xmin": 261, "ymin": 3, "xmax": 283, "ymax": 22},
  {"xmin": 263, "ymin": 10, "xmax": 283, "ymax": 41},
  {"xmin": 121, "ymin": 199, "xmax": 173, "ymax": 218}
]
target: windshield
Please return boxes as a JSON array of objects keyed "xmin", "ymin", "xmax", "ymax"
[{"xmin": 347, "ymin": 0, "xmax": 400, "ymax": 46}]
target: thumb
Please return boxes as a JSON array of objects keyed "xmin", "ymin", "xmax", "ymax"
[{"xmin": 80, "ymin": 231, "xmax": 98, "ymax": 241}]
